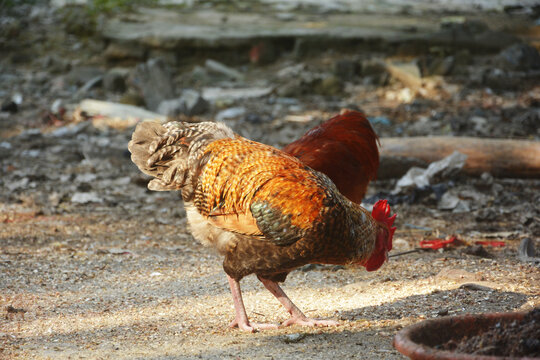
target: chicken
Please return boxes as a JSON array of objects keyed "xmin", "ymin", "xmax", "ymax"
[
  {"xmin": 128, "ymin": 120, "xmax": 396, "ymax": 332},
  {"xmin": 283, "ymin": 110, "xmax": 379, "ymax": 203}
]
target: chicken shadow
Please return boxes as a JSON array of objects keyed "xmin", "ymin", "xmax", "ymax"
[{"xmin": 339, "ymin": 287, "xmax": 529, "ymax": 322}]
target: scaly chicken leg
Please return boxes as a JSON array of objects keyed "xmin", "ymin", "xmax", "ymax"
[
  {"xmin": 258, "ymin": 277, "xmax": 340, "ymax": 327},
  {"xmin": 227, "ymin": 275, "xmax": 279, "ymax": 332}
]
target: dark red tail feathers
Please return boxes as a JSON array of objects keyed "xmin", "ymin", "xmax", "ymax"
[
  {"xmin": 364, "ymin": 200, "xmax": 396, "ymax": 272},
  {"xmin": 283, "ymin": 110, "xmax": 379, "ymax": 204}
]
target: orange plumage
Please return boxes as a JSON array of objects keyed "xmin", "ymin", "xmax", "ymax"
[
  {"xmin": 128, "ymin": 119, "xmax": 395, "ymax": 332},
  {"xmin": 283, "ymin": 110, "xmax": 379, "ymax": 203}
]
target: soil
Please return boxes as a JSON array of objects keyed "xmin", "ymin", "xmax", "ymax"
[{"xmin": 438, "ymin": 308, "xmax": 540, "ymax": 357}]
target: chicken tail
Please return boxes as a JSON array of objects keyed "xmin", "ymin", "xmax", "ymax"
[
  {"xmin": 283, "ymin": 110, "xmax": 379, "ymax": 203},
  {"xmin": 128, "ymin": 121, "xmax": 234, "ymax": 196}
]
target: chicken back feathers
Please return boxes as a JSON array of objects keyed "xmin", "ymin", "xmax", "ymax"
[
  {"xmin": 283, "ymin": 110, "xmax": 379, "ymax": 203},
  {"xmin": 128, "ymin": 120, "xmax": 393, "ymax": 282}
]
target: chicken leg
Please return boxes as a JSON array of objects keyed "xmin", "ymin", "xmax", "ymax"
[
  {"xmin": 258, "ymin": 277, "xmax": 340, "ymax": 327},
  {"xmin": 227, "ymin": 275, "xmax": 279, "ymax": 332}
]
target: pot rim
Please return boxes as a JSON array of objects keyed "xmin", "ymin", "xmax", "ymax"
[{"xmin": 393, "ymin": 311, "xmax": 530, "ymax": 360}]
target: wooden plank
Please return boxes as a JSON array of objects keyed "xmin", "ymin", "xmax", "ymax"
[{"xmin": 379, "ymin": 137, "xmax": 540, "ymax": 178}]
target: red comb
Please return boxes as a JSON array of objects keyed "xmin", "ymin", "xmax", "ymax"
[{"xmin": 371, "ymin": 200, "xmax": 396, "ymax": 250}]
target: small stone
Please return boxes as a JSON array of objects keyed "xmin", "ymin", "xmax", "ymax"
[
  {"xmin": 438, "ymin": 192, "xmax": 460, "ymax": 210},
  {"xmin": 437, "ymin": 309, "xmax": 449, "ymax": 316},
  {"xmin": 480, "ymin": 172, "xmax": 494, "ymax": 186},
  {"xmin": 71, "ymin": 192, "xmax": 103, "ymax": 204},
  {"xmin": 215, "ymin": 107, "xmax": 246, "ymax": 122},
  {"xmin": 283, "ymin": 333, "xmax": 306, "ymax": 343},
  {"xmin": 50, "ymin": 99, "xmax": 64, "ymax": 114}
]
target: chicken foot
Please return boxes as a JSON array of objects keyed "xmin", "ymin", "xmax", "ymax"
[
  {"xmin": 258, "ymin": 277, "xmax": 340, "ymax": 328},
  {"xmin": 227, "ymin": 275, "xmax": 279, "ymax": 332}
]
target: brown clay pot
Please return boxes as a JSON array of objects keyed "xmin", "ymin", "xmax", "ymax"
[{"xmin": 393, "ymin": 311, "xmax": 531, "ymax": 360}]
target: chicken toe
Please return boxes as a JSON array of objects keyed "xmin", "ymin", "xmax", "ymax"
[{"xmin": 258, "ymin": 277, "xmax": 339, "ymax": 328}]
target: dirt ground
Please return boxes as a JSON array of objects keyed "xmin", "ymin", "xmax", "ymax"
[
  {"xmin": 1, "ymin": 1, "xmax": 540, "ymax": 359},
  {"xmin": 1, "ymin": 199, "xmax": 539, "ymax": 359}
]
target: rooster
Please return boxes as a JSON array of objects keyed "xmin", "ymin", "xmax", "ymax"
[
  {"xmin": 128, "ymin": 120, "xmax": 396, "ymax": 332},
  {"xmin": 283, "ymin": 110, "xmax": 379, "ymax": 204}
]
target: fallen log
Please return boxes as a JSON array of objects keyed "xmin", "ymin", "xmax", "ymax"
[{"xmin": 378, "ymin": 136, "xmax": 540, "ymax": 179}]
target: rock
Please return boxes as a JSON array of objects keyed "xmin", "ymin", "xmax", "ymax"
[
  {"xmin": 215, "ymin": 107, "xmax": 246, "ymax": 122},
  {"xmin": 470, "ymin": 116, "xmax": 488, "ymax": 135},
  {"xmin": 283, "ymin": 333, "xmax": 306, "ymax": 343},
  {"xmin": 497, "ymin": 43, "xmax": 540, "ymax": 71},
  {"xmin": 71, "ymin": 192, "xmax": 103, "ymax": 204},
  {"xmin": 201, "ymin": 87, "xmax": 273, "ymax": 102},
  {"xmin": 104, "ymin": 42, "xmax": 145, "ymax": 61},
  {"xmin": 0, "ymin": 141, "xmax": 12, "ymax": 150},
  {"xmin": 479, "ymin": 172, "xmax": 494, "ymax": 186},
  {"xmin": 130, "ymin": 58, "xmax": 176, "ymax": 111},
  {"xmin": 518, "ymin": 238, "xmax": 539, "ymax": 263},
  {"xmin": 156, "ymin": 90, "xmax": 209, "ymax": 117},
  {"xmin": 5, "ymin": 178, "xmax": 29, "ymax": 191},
  {"xmin": 103, "ymin": 68, "xmax": 129, "ymax": 93},
  {"xmin": 438, "ymin": 192, "xmax": 460, "ymax": 210},
  {"xmin": 78, "ymin": 99, "xmax": 166, "ymax": 123},
  {"xmin": 50, "ymin": 99, "xmax": 64, "ymax": 114},
  {"xmin": 205, "ymin": 59, "xmax": 244, "ymax": 81}
]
